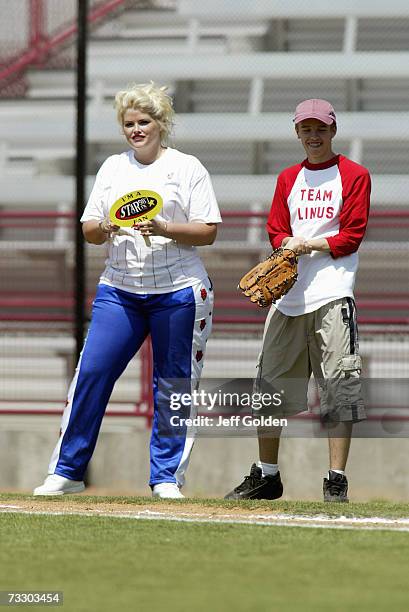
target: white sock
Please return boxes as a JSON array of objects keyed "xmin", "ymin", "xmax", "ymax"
[
  {"xmin": 257, "ymin": 461, "xmax": 279, "ymax": 477},
  {"xmin": 329, "ymin": 469, "xmax": 345, "ymax": 477}
]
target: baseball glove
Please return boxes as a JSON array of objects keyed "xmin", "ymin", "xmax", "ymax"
[{"xmin": 238, "ymin": 248, "xmax": 298, "ymax": 307}]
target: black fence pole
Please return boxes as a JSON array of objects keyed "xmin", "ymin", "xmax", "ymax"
[{"xmin": 74, "ymin": 0, "xmax": 88, "ymax": 366}]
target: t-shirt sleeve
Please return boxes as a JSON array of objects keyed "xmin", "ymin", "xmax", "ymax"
[
  {"xmin": 266, "ymin": 173, "xmax": 292, "ymax": 249},
  {"xmin": 187, "ymin": 164, "xmax": 222, "ymax": 224},
  {"xmin": 80, "ymin": 156, "xmax": 117, "ymax": 223},
  {"xmin": 326, "ymin": 170, "xmax": 371, "ymax": 258}
]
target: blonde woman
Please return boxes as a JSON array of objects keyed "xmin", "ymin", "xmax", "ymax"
[{"xmin": 34, "ymin": 83, "xmax": 221, "ymax": 499}]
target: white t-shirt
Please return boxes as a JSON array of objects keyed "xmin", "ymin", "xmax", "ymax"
[{"xmin": 81, "ymin": 148, "xmax": 222, "ymax": 293}]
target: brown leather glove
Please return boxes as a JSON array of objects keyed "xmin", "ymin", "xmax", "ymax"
[{"xmin": 238, "ymin": 248, "xmax": 298, "ymax": 307}]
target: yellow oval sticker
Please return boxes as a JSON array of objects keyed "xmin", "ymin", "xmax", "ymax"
[{"xmin": 109, "ymin": 190, "xmax": 163, "ymax": 227}]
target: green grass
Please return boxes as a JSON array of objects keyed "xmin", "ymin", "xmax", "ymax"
[
  {"xmin": 1, "ymin": 510, "xmax": 409, "ymax": 612},
  {"xmin": 1, "ymin": 492, "xmax": 409, "ymax": 518}
]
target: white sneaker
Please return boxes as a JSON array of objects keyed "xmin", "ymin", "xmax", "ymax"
[
  {"xmin": 152, "ymin": 483, "xmax": 184, "ymax": 499},
  {"xmin": 33, "ymin": 474, "xmax": 85, "ymax": 496}
]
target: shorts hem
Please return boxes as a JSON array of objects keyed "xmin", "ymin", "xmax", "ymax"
[
  {"xmin": 254, "ymin": 404, "xmax": 308, "ymax": 419},
  {"xmin": 319, "ymin": 406, "xmax": 366, "ymax": 424}
]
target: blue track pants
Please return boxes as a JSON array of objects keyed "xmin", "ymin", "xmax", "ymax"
[{"xmin": 47, "ymin": 280, "xmax": 213, "ymax": 487}]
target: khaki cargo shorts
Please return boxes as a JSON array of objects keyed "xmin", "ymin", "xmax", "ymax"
[{"xmin": 255, "ymin": 297, "xmax": 365, "ymax": 423}]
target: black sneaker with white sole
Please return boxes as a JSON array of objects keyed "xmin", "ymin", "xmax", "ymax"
[
  {"xmin": 224, "ymin": 463, "xmax": 283, "ymax": 500},
  {"xmin": 323, "ymin": 470, "xmax": 349, "ymax": 503}
]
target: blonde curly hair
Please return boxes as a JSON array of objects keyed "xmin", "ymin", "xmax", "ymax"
[{"xmin": 114, "ymin": 82, "xmax": 175, "ymax": 143}]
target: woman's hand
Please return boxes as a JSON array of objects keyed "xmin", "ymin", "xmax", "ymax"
[
  {"xmin": 134, "ymin": 219, "xmax": 217, "ymax": 246},
  {"xmin": 134, "ymin": 218, "xmax": 168, "ymax": 237},
  {"xmin": 99, "ymin": 217, "xmax": 120, "ymax": 235},
  {"xmin": 82, "ymin": 218, "xmax": 120, "ymax": 245}
]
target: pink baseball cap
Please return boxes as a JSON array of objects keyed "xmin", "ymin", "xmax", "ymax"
[{"xmin": 293, "ymin": 99, "xmax": 336, "ymax": 125}]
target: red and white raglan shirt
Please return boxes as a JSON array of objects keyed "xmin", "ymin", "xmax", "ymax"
[{"xmin": 267, "ymin": 155, "xmax": 371, "ymax": 316}]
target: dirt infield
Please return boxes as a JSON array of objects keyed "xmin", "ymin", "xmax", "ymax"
[{"xmin": 2, "ymin": 497, "xmax": 409, "ymax": 531}]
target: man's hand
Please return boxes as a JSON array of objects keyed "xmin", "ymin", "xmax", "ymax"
[
  {"xmin": 305, "ymin": 238, "xmax": 331, "ymax": 252},
  {"xmin": 282, "ymin": 236, "xmax": 312, "ymax": 255}
]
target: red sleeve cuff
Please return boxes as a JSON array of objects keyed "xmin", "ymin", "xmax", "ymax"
[
  {"xmin": 326, "ymin": 235, "xmax": 360, "ymax": 259},
  {"xmin": 326, "ymin": 235, "xmax": 338, "ymax": 258},
  {"xmin": 269, "ymin": 232, "xmax": 290, "ymax": 250}
]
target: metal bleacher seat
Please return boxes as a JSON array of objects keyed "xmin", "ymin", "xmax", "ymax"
[
  {"xmin": 1, "ymin": 173, "xmax": 409, "ymax": 212},
  {"xmin": 1, "ymin": 0, "xmax": 408, "ymax": 416},
  {"xmin": 2, "ymin": 107, "xmax": 409, "ymax": 170},
  {"xmin": 1, "ymin": 4, "xmax": 408, "ymax": 299}
]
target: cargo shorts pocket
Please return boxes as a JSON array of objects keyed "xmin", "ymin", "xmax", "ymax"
[{"xmin": 341, "ymin": 354, "xmax": 362, "ymax": 376}]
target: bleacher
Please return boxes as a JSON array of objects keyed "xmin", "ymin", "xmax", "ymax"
[{"xmin": 0, "ymin": 0, "xmax": 408, "ymax": 414}]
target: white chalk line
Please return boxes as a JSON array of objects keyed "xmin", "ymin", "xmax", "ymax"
[{"xmin": 1, "ymin": 505, "xmax": 409, "ymax": 532}]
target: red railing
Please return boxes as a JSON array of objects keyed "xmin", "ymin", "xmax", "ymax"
[
  {"xmin": 0, "ymin": 209, "xmax": 407, "ymax": 420},
  {"xmin": 220, "ymin": 209, "xmax": 409, "ymax": 228},
  {"xmin": 1, "ymin": 209, "xmax": 408, "ymax": 221},
  {"xmin": 0, "ymin": 338, "xmax": 153, "ymax": 421},
  {"xmin": 221, "ymin": 210, "xmax": 409, "ymax": 218},
  {"xmin": 0, "ymin": 209, "xmax": 408, "ymax": 326},
  {"xmin": 0, "ymin": 0, "xmax": 128, "ymax": 91}
]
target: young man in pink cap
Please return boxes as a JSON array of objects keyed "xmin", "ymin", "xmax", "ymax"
[{"xmin": 225, "ymin": 99, "xmax": 371, "ymax": 502}]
